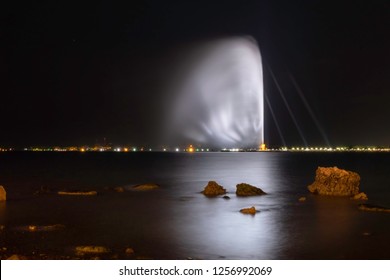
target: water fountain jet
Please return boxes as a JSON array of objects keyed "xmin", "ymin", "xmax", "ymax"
[{"xmin": 165, "ymin": 37, "xmax": 264, "ymax": 149}]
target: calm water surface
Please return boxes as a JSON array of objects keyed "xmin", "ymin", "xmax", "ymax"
[{"xmin": 0, "ymin": 152, "xmax": 389, "ymax": 259}]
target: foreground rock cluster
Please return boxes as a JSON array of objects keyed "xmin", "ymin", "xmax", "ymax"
[{"xmin": 308, "ymin": 166, "xmax": 367, "ymax": 199}]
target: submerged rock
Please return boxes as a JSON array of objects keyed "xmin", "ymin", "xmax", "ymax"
[
  {"xmin": 222, "ymin": 195, "xmax": 231, "ymax": 200},
  {"xmin": 298, "ymin": 196, "xmax": 306, "ymax": 202},
  {"xmin": 236, "ymin": 183, "xmax": 266, "ymax": 196},
  {"xmin": 358, "ymin": 204, "xmax": 390, "ymax": 213},
  {"xmin": 0, "ymin": 185, "xmax": 6, "ymax": 201},
  {"xmin": 131, "ymin": 183, "xmax": 159, "ymax": 191},
  {"xmin": 114, "ymin": 187, "xmax": 125, "ymax": 192},
  {"xmin": 58, "ymin": 190, "xmax": 97, "ymax": 196},
  {"xmin": 7, "ymin": 254, "xmax": 27, "ymax": 260},
  {"xmin": 308, "ymin": 166, "xmax": 360, "ymax": 196},
  {"xmin": 75, "ymin": 246, "xmax": 109, "ymax": 255},
  {"xmin": 125, "ymin": 247, "xmax": 135, "ymax": 255},
  {"xmin": 21, "ymin": 224, "xmax": 65, "ymax": 232},
  {"xmin": 240, "ymin": 206, "xmax": 257, "ymax": 215},
  {"xmin": 202, "ymin": 181, "xmax": 227, "ymax": 196},
  {"xmin": 352, "ymin": 192, "xmax": 368, "ymax": 200}
]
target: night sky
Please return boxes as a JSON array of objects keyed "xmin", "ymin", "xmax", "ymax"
[{"xmin": 2, "ymin": 0, "xmax": 389, "ymax": 148}]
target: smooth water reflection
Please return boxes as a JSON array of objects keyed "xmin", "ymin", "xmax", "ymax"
[{"xmin": 0, "ymin": 152, "xmax": 389, "ymax": 259}]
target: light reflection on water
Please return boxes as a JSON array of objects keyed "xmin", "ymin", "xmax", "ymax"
[{"xmin": 0, "ymin": 152, "xmax": 389, "ymax": 259}]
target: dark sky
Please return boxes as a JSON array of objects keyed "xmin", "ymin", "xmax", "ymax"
[{"xmin": 1, "ymin": 0, "xmax": 389, "ymax": 147}]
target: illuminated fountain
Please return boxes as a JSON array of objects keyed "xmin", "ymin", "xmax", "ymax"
[{"xmin": 166, "ymin": 37, "xmax": 265, "ymax": 149}]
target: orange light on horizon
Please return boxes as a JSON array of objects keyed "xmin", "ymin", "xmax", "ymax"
[
  {"xmin": 260, "ymin": 143, "xmax": 266, "ymax": 151},
  {"xmin": 188, "ymin": 145, "xmax": 194, "ymax": 153}
]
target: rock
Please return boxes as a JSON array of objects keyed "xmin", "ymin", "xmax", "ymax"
[
  {"xmin": 75, "ymin": 246, "xmax": 109, "ymax": 255},
  {"xmin": 236, "ymin": 183, "xmax": 266, "ymax": 196},
  {"xmin": 352, "ymin": 192, "xmax": 368, "ymax": 200},
  {"xmin": 358, "ymin": 204, "xmax": 390, "ymax": 213},
  {"xmin": 114, "ymin": 187, "xmax": 125, "ymax": 192},
  {"xmin": 201, "ymin": 181, "xmax": 226, "ymax": 196},
  {"xmin": 23, "ymin": 224, "xmax": 65, "ymax": 232},
  {"xmin": 0, "ymin": 185, "xmax": 6, "ymax": 201},
  {"xmin": 125, "ymin": 247, "xmax": 135, "ymax": 255},
  {"xmin": 131, "ymin": 183, "xmax": 159, "ymax": 191},
  {"xmin": 240, "ymin": 206, "xmax": 257, "ymax": 214},
  {"xmin": 58, "ymin": 190, "xmax": 97, "ymax": 196},
  {"xmin": 7, "ymin": 254, "xmax": 27, "ymax": 260},
  {"xmin": 298, "ymin": 196, "xmax": 306, "ymax": 202},
  {"xmin": 308, "ymin": 166, "xmax": 360, "ymax": 196},
  {"xmin": 222, "ymin": 195, "xmax": 230, "ymax": 200}
]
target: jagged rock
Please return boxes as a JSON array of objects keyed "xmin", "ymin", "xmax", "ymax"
[
  {"xmin": 201, "ymin": 181, "xmax": 226, "ymax": 196},
  {"xmin": 131, "ymin": 183, "xmax": 159, "ymax": 191},
  {"xmin": 75, "ymin": 246, "xmax": 109, "ymax": 255},
  {"xmin": 0, "ymin": 185, "xmax": 6, "ymax": 201},
  {"xmin": 298, "ymin": 196, "xmax": 306, "ymax": 202},
  {"xmin": 125, "ymin": 248, "xmax": 135, "ymax": 255},
  {"xmin": 236, "ymin": 183, "xmax": 266, "ymax": 196},
  {"xmin": 352, "ymin": 192, "xmax": 368, "ymax": 200},
  {"xmin": 58, "ymin": 190, "xmax": 97, "ymax": 196},
  {"xmin": 308, "ymin": 166, "xmax": 360, "ymax": 196},
  {"xmin": 358, "ymin": 204, "xmax": 390, "ymax": 213},
  {"xmin": 240, "ymin": 206, "xmax": 257, "ymax": 214}
]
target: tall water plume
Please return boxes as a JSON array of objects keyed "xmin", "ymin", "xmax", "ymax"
[{"xmin": 165, "ymin": 37, "xmax": 264, "ymax": 149}]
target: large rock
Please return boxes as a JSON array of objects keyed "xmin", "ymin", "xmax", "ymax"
[
  {"xmin": 0, "ymin": 185, "xmax": 6, "ymax": 201},
  {"xmin": 236, "ymin": 183, "xmax": 266, "ymax": 196},
  {"xmin": 202, "ymin": 181, "xmax": 226, "ymax": 196},
  {"xmin": 308, "ymin": 166, "xmax": 360, "ymax": 196}
]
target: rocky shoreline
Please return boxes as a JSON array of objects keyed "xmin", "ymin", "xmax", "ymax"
[{"xmin": 1, "ymin": 165, "xmax": 389, "ymax": 260}]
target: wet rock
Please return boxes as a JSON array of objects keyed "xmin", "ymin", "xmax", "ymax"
[
  {"xmin": 22, "ymin": 224, "xmax": 65, "ymax": 232},
  {"xmin": 7, "ymin": 254, "xmax": 27, "ymax": 260},
  {"xmin": 0, "ymin": 225, "xmax": 5, "ymax": 230},
  {"xmin": 298, "ymin": 196, "xmax": 306, "ymax": 202},
  {"xmin": 114, "ymin": 187, "xmax": 125, "ymax": 192},
  {"xmin": 236, "ymin": 183, "xmax": 266, "ymax": 196},
  {"xmin": 358, "ymin": 204, "xmax": 390, "ymax": 213},
  {"xmin": 352, "ymin": 192, "xmax": 368, "ymax": 200},
  {"xmin": 58, "ymin": 190, "xmax": 97, "ymax": 196},
  {"xmin": 0, "ymin": 185, "xmax": 6, "ymax": 201},
  {"xmin": 240, "ymin": 206, "xmax": 257, "ymax": 215},
  {"xmin": 308, "ymin": 166, "xmax": 360, "ymax": 196},
  {"xmin": 75, "ymin": 246, "xmax": 109, "ymax": 255},
  {"xmin": 131, "ymin": 183, "xmax": 159, "ymax": 191},
  {"xmin": 125, "ymin": 247, "xmax": 135, "ymax": 255},
  {"xmin": 201, "ymin": 181, "xmax": 226, "ymax": 196},
  {"xmin": 222, "ymin": 195, "xmax": 230, "ymax": 199}
]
